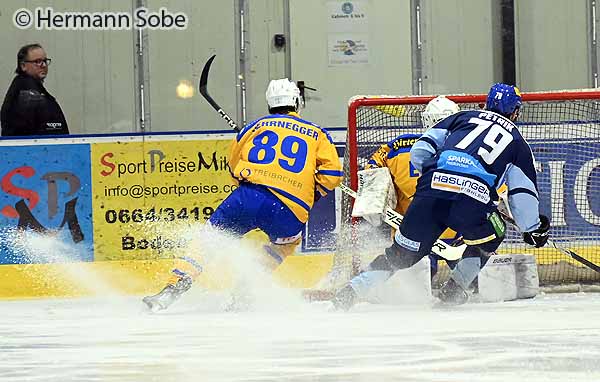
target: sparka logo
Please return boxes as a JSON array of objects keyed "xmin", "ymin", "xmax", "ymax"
[
  {"xmin": 447, "ymin": 155, "xmax": 476, "ymax": 167},
  {"xmin": 431, "ymin": 172, "xmax": 490, "ymax": 204},
  {"xmin": 492, "ymin": 257, "xmax": 512, "ymax": 264}
]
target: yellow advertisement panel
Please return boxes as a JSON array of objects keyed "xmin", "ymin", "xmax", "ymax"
[{"xmin": 90, "ymin": 139, "xmax": 235, "ymax": 260}]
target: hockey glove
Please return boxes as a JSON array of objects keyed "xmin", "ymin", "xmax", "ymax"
[{"xmin": 522, "ymin": 214, "xmax": 550, "ymax": 248}]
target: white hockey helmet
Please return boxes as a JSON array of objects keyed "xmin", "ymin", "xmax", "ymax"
[
  {"xmin": 266, "ymin": 78, "xmax": 301, "ymax": 110},
  {"xmin": 421, "ymin": 96, "xmax": 460, "ymax": 130}
]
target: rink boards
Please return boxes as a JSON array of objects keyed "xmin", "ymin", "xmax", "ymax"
[
  {"xmin": 0, "ymin": 131, "xmax": 337, "ymax": 298},
  {"xmin": 0, "ymin": 131, "xmax": 599, "ymax": 298}
]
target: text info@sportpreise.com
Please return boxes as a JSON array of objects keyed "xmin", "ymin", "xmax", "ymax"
[{"xmin": 91, "ymin": 140, "xmax": 236, "ymax": 260}]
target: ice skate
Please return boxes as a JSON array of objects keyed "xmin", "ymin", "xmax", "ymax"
[
  {"xmin": 223, "ymin": 290, "xmax": 255, "ymax": 312},
  {"xmin": 331, "ymin": 284, "xmax": 358, "ymax": 311},
  {"xmin": 437, "ymin": 278, "xmax": 468, "ymax": 306},
  {"xmin": 143, "ymin": 270, "xmax": 193, "ymax": 312},
  {"xmin": 222, "ymin": 279, "xmax": 255, "ymax": 312}
]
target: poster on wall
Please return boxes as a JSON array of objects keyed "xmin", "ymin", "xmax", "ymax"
[
  {"xmin": 90, "ymin": 139, "xmax": 235, "ymax": 261},
  {"xmin": 0, "ymin": 144, "xmax": 94, "ymax": 264},
  {"xmin": 0, "ymin": 133, "xmax": 345, "ymax": 266},
  {"xmin": 327, "ymin": 0, "xmax": 370, "ymax": 66}
]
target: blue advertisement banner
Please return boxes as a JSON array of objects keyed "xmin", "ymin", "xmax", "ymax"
[
  {"xmin": 0, "ymin": 144, "xmax": 93, "ymax": 264},
  {"xmin": 304, "ymin": 140, "xmax": 600, "ymax": 250},
  {"xmin": 533, "ymin": 141, "xmax": 600, "ymax": 239},
  {"xmin": 1, "ymin": 135, "xmax": 597, "ymax": 263}
]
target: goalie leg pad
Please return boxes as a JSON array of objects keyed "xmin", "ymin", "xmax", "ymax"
[
  {"xmin": 351, "ymin": 167, "xmax": 397, "ymax": 226},
  {"xmin": 478, "ymin": 254, "xmax": 539, "ymax": 302}
]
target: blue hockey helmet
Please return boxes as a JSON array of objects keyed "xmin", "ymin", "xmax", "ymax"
[{"xmin": 485, "ymin": 83, "xmax": 522, "ymax": 117}]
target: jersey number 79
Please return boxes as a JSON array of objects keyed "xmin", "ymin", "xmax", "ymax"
[{"xmin": 455, "ymin": 117, "xmax": 513, "ymax": 165}]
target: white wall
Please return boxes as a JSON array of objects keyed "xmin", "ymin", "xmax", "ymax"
[
  {"xmin": 0, "ymin": 0, "xmax": 596, "ymax": 135},
  {"xmin": 515, "ymin": 0, "xmax": 591, "ymax": 91},
  {"xmin": 0, "ymin": 0, "xmax": 135, "ymax": 135},
  {"xmin": 290, "ymin": 0, "xmax": 413, "ymax": 127},
  {"xmin": 421, "ymin": 0, "xmax": 496, "ymax": 95},
  {"xmin": 145, "ymin": 0, "xmax": 238, "ymax": 132}
]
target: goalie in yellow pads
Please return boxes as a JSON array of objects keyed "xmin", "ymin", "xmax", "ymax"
[{"xmin": 359, "ymin": 96, "xmax": 462, "ymax": 279}]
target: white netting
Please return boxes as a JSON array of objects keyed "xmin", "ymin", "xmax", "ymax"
[{"xmin": 329, "ymin": 90, "xmax": 600, "ymax": 289}]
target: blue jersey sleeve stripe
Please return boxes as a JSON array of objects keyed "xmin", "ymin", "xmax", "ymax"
[
  {"xmin": 267, "ymin": 186, "xmax": 311, "ymax": 212},
  {"xmin": 320, "ymin": 128, "xmax": 335, "ymax": 144},
  {"xmin": 317, "ymin": 169, "xmax": 344, "ymax": 176},
  {"xmin": 236, "ymin": 119, "xmax": 260, "ymax": 142},
  {"xmin": 266, "ymin": 113, "xmax": 335, "ymax": 143},
  {"xmin": 387, "ymin": 146, "xmax": 412, "ymax": 159},
  {"xmin": 317, "ymin": 184, "xmax": 335, "ymax": 193},
  {"xmin": 419, "ymin": 136, "xmax": 438, "ymax": 151},
  {"xmin": 179, "ymin": 256, "xmax": 204, "ymax": 273},
  {"xmin": 508, "ymin": 187, "xmax": 538, "ymax": 200}
]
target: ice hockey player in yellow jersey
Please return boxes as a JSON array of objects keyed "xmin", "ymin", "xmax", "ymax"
[
  {"xmin": 144, "ymin": 78, "xmax": 343, "ymax": 311},
  {"xmin": 366, "ymin": 96, "xmax": 460, "ymax": 217},
  {"xmin": 227, "ymin": 81, "xmax": 342, "ymax": 225}
]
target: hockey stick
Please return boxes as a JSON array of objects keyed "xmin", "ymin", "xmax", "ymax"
[
  {"xmin": 495, "ymin": 204, "xmax": 600, "ymax": 273},
  {"xmin": 338, "ymin": 183, "xmax": 465, "ymax": 261},
  {"xmin": 548, "ymin": 240, "xmax": 600, "ymax": 273},
  {"xmin": 199, "ymin": 54, "xmax": 240, "ymax": 132}
]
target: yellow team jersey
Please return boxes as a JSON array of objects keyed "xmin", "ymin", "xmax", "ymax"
[
  {"xmin": 367, "ymin": 133, "xmax": 458, "ymax": 240},
  {"xmin": 229, "ymin": 112, "xmax": 343, "ymax": 223}
]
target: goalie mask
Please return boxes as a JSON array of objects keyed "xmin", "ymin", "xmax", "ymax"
[
  {"xmin": 266, "ymin": 78, "xmax": 301, "ymax": 110},
  {"xmin": 421, "ymin": 96, "xmax": 460, "ymax": 130}
]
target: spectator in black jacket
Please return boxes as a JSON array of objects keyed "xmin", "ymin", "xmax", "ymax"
[{"xmin": 1, "ymin": 43, "xmax": 69, "ymax": 136}]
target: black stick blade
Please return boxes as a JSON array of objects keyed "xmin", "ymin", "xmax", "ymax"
[
  {"xmin": 197, "ymin": 54, "xmax": 240, "ymax": 132},
  {"xmin": 199, "ymin": 54, "xmax": 216, "ymax": 95}
]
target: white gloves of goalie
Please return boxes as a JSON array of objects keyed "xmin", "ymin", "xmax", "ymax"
[{"xmin": 351, "ymin": 167, "xmax": 397, "ymax": 226}]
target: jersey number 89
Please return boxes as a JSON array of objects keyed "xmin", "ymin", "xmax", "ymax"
[{"xmin": 248, "ymin": 131, "xmax": 308, "ymax": 173}]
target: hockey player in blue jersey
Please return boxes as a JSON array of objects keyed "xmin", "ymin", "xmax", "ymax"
[{"xmin": 333, "ymin": 83, "xmax": 550, "ymax": 309}]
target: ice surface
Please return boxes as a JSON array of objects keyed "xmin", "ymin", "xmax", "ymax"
[
  {"xmin": 1, "ymin": 292, "xmax": 600, "ymax": 382},
  {"xmin": 3, "ymin": 228, "xmax": 600, "ymax": 381}
]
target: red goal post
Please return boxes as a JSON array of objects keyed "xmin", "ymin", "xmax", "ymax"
[{"xmin": 332, "ymin": 89, "xmax": 600, "ymax": 289}]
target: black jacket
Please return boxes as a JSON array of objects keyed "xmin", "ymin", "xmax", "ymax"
[{"xmin": 1, "ymin": 74, "xmax": 69, "ymax": 136}]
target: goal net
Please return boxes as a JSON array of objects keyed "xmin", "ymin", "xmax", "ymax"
[{"xmin": 330, "ymin": 90, "xmax": 600, "ymax": 289}]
